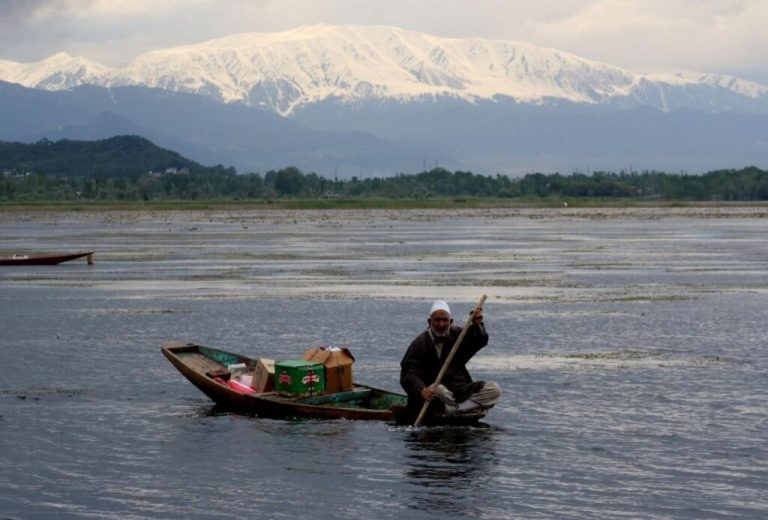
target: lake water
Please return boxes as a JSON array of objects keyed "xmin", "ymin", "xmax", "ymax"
[{"xmin": 1, "ymin": 207, "xmax": 766, "ymax": 519}]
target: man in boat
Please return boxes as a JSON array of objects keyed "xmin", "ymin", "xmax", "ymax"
[{"xmin": 400, "ymin": 300, "xmax": 501, "ymax": 422}]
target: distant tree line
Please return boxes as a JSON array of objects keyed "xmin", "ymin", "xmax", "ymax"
[
  {"xmin": 4, "ymin": 165, "xmax": 768, "ymax": 202},
  {"xmin": 1, "ymin": 136, "xmax": 768, "ymax": 201}
]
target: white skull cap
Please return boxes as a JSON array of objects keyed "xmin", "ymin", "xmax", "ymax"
[{"xmin": 429, "ymin": 300, "xmax": 451, "ymax": 317}]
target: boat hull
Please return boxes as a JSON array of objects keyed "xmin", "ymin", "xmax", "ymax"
[
  {"xmin": 0, "ymin": 251, "xmax": 94, "ymax": 266},
  {"xmin": 161, "ymin": 341, "xmax": 486, "ymax": 425}
]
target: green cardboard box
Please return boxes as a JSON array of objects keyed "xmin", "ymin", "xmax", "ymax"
[{"xmin": 275, "ymin": 359, "xmax": 325, "ymax": 396}]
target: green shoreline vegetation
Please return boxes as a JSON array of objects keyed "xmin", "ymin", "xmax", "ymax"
[
  {"xmin": 3, "ymin": 198, "xmax": 768, "ymax": 212},
  {"xmin": 2, "ymin": 136, "xmax": 768, "ymax": 208},
  {"xmin": 4, "ymin": 166, "xmax": 768, "ymax": 210}
]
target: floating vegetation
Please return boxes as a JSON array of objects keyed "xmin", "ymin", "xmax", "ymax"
[
  {"xmin": 89, "ymin": 308, "xmax": 181, "ymax": 315},
  {"xmin": 0, "ymin": 387, "xmax": 86, "ymax": 399},
  {"xmin": 471, "ymin": 350, "xmax": 735, "ymax": 371}
]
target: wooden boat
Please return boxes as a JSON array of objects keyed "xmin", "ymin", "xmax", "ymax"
[
  {"xmin": 0, "ymin": 251, "xmax": 94, "ymax": 266},
  {"xmin": 161, "ymin": 341, "xmax": 486, "ymax": 425}
]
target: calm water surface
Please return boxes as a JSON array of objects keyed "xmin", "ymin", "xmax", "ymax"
[{"xmin": 1, "ymin": 208, "xmax": 766, "ymax": 519}]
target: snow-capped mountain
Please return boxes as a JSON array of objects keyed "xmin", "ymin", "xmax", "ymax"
[
  {"xmin": 1, "ymin": 24, "xmax": 766, "ymax": 115},
  {"xmin": 2, "ymin": 25, "xmax": 767, "ymax": 176},
  {"xmin": 0, "ymin": 52, "xmax": 111, "ymax": 91},
  {"xmin": 101, "ymin": 24, "xmax": 646, "ymax": 114}
]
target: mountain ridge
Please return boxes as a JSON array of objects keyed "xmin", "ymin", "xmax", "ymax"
[
  {"xmin": 0, "ymin": 80, "xmax": 441, "ymax": 175},
  {"xmin": 2, "ymin": 25, "xmax": 767, "ymax": 176},
  {"xmin": 1, "ymin": 24, "xmax": 766, "ymax": 115}
]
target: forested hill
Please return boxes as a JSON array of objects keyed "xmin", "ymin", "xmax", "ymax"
[{"xmin": 0, "ymin": 136, "xmax": 233, "ymax": 178}]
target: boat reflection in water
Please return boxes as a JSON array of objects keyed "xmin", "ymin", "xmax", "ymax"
[{"xmin": 404, "ymin": 426, "xmax": 501, "ymax": 516}]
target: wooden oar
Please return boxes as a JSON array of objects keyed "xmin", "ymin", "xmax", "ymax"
[{"xmin": 413, "ymin": 294, "xmax": 487, "ymax": 427}]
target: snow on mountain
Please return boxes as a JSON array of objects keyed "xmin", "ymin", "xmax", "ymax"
[
  {"xmin": 100, "ymin": 24, "xmax": 648, "ymax": 113},
  {"xmin": 1, "ymin": 24, "xmax": 766, "ymax": 115},
  {"xmin": 0, "ymin": 59, "xmax": 19, "ymax": 78},
  {"xmin": 2, "ymin": 52, "xmax": 112, "ymax": 90},
  {"xmin": 643, "ymin": 70, "xmax": 767, "ymax": 98}
]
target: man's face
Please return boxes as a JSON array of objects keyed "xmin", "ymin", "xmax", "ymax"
[{"xmin": 429, "ymin": 310, "xmax": 452, "ymax": 336}]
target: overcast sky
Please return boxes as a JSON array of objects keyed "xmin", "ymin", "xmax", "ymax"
[{"xmin": 1, "ymin": 0, "xmax": 767, "ymax": 84}]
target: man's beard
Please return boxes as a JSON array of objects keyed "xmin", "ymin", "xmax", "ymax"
[{"xmin": 430, "ymin": 325, "xmax": 450, "ymax": 339}]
